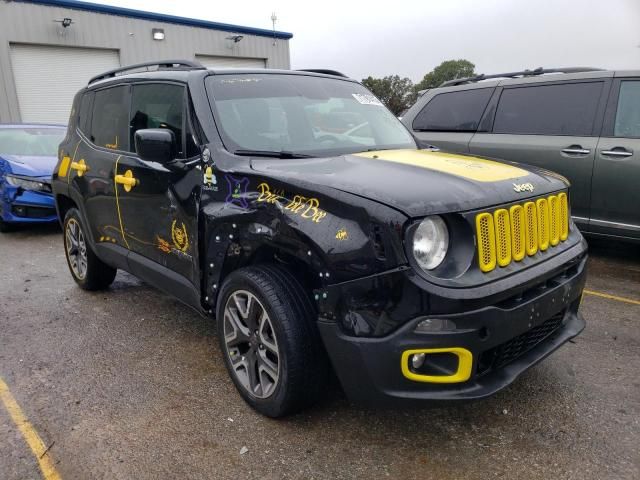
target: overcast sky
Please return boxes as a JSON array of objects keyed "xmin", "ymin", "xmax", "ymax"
[{"xmin": 92, "ymin": 0, "xmax": 639, "ymax": 82}]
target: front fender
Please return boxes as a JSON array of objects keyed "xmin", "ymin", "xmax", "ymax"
[{"xmin": 199, "ymin": 172, "xmax": 409, "ymax": 312}]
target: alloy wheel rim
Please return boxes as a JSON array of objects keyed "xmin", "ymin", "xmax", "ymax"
[
  {"xmin": 65, "ymin": 218, "xmax": 88, "ymax": 280},
  {"xmin": 223, "ymin": 290, "xmax": 280, "ymax": 399}
]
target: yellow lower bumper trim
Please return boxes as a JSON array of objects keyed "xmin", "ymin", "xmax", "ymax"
[{"xmin": 401, "ymin": 347, "xmax": 473, "ymax": 384}]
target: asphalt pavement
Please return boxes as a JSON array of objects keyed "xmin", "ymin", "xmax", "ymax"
[{"xmin": 0, "ymin": 225, "xmax": 638, "ymax": 479}]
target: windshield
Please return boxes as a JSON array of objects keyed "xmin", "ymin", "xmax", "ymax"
[
  {"xmin": 0, "ymin": 127, "xmax": 66, "ymax": 156},
  {"xmin": 206, "ymin": 74, "xmax": 416, "ymax": 157}
]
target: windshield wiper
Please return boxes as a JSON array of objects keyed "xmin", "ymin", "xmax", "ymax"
[{"xmin": 234, "ymin": 149, "xmax": 315, "ymax": 159}]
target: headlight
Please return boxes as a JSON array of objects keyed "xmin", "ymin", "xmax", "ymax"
[
  {"xmin": 5, "ymin": 175, "xmax": 51, "ymax": 193},
  {"xmin": 412, "ymin": 215, "xmax": 449, "ymax": 271}
]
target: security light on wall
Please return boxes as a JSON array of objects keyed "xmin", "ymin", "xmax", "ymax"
[
  {"xmin": 152, "ymin": 28, "xmax": 165, "ymax": 41},
  {"xmin": 226, "ymin": 35, "xmax": 244, "ymax": 43},
  {"xmin": 53, "ymin": 18, "xmax": 74, "ymax": 28}
]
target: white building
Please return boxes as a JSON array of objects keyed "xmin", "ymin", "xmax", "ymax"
[{"xmin": 0, "ymin": 0, "xmax": 292, "ymax": 124}]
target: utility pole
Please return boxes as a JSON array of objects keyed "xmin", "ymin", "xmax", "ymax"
[{"xmin": 271, "ymin": 12, "xmax": 277, "ymax": 46}]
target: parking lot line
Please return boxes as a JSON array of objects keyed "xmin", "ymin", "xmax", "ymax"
[
  {"xmin": 583, "ymin": 289, "xmax": 640, "ymax": 306},
  {"xmin": 0, "ymin": 376, "xmax": 61, "ymax": 480}
]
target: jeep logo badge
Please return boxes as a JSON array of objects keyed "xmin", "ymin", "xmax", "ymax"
[{"xmin": 513, "ymin": 182, "xmax": 535, "ymax": 193}]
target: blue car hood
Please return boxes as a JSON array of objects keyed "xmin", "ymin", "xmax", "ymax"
[{"xmin": 0, "ymin": 154, "xmax": 58, "ymax": 178}]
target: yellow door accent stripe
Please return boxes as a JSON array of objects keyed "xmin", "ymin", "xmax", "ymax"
[
  {"xmin": 66, "ymin": 140, "xmax": 82, "ymax": 185},
  {"xmin": 355, "ymin": 149, "xmax": 530, "ymax": 182},
  {"xmin": 113, "ymin": 156, "xmax": 130, "ymax": 249},
  {"xmin": 401, "ymin": 347, "xmax": 473, "ymax": 383},
  {"xmin": 58, "ymin": 156, "xmax": 71, "ymax": 178},
  {"xmin": 583, "ymin": 289, "xmax": 640, "ymax": 306},
  {"xmin": 0, "ymin": 376, "xmax": 62, "ymax": 480}
]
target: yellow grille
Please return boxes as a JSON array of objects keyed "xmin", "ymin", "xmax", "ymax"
[
  {"xmin": 548, "ymin": 195, "xmax": 560, "ymax": 246},
  {"xmin": 476, "ymin": 193, "xmax": 570, "ymax": 273},
  {"xmin": 509, "ymin": 205, "xmax": 526, "ymax": 262},
  {"xmin": 536, "ymin": 198, "xmax": 550, "ymax": 251},
  {"xmin": 524, "ymin": 201, "xmax": 538, "ymax": 256},
  {"xmin": 494, "ymin": 209, "xmax": 511, "ymax": 267},
  {"xmin": 559, "ymin": 193, "xmax": 569, "ymax": 241},
  {"xmin": 476, "ymin": 213, "xmax": 496, "ymax": 273}
]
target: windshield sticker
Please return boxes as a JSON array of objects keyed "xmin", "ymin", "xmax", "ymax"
[
  {"xmin": 352, "ymin": 93, "xmax": 384, "ymax": 106},
  {"xmin": 225, "ymin": 175, "xmax": 250, "ymax": 208},
  {"xmin": 257, "ymin": 182, "xmax": 327, "ymax": 223},
  {"xmin": 220, "ymin": 78, "xmax": 262, "ymax": 84}
]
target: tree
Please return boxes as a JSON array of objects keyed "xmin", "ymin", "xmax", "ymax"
[
  {"xmin": 414, "ymin": 59, "xmax": 476, "ymax": 93},
  {"xmin": 361, "ymin": 75, "xmax": 415, "ymax": 115}
]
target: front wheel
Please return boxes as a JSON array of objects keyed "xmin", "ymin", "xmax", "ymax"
[
  {"xmin": 217, "ymin": 265, "xmax": 329, "ymax": 417},
  {"xmin": 63, "ymin": 208, "xmax": 117, "ymax": 290},
  {"xmin": 0, "ymin": 219, "xmax": 15, "ymax": 233}
]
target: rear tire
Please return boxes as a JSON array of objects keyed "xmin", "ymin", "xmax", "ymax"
[
  {"xmin": 63, "ymin": 208, "xmax": 117, "ymax": 290},
  {"xmin": 217, "ymin": 264, "xmax": 329, "ymax": 417}
]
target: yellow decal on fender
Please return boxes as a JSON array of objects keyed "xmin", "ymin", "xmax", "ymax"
[
  {"xmin": 257, "ymin": 182, "xmax": 327, "ymax": 223},
  {"xmin": 171, "ymin": 220, "xmax": 189, "ymax": 252},
  {"xmin": 355, "ymin": 149, "xmax": 530, "ymax": 182}
]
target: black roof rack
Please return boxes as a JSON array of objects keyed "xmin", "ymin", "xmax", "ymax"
[
  {"xmin": 88, "ymin": 59, "xmax": 205, "ymax": 85},
  {"xmin": 439, "ymin": 67, "xmax": 605, "ymax": 88},
  {"xmin": 297, "ymin": 69, "xmax": 349, "ymax": 78}
]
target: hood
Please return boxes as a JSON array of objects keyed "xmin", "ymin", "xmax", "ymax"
[
  {"xmin": 0, "ymin": 154, "xmax": 58, "ymax": 178},
  {"xmin": 250, "ymin": 149, "xmax": 568, "ymax": 217}
]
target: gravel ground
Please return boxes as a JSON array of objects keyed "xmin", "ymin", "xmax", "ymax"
[{"xmin": 0, "ymin": 226, "xmax": 638, "ymax": 480}]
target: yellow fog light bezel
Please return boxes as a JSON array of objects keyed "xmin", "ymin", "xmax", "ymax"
[{"xmin": 401, "ymin": 347, "xmax": 473, "ymax": 384}]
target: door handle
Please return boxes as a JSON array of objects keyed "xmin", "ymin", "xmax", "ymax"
[
  {"xmin": 70, "ymin": 159, "xmax": 88, "ymax": 177},
  {"xmin": 601, "ymin": 148, "xmax": 633, "ymax": 158},
  {"xmin": 115, "ymin": 169, "xmax": 138, "ymax": 192},
  {"xmin": 561, "ymin": 146, "xmax": 590, "ymax": 155}
]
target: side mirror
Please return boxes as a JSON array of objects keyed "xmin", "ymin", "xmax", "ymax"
[{"xmin": 134, "ymin": 128, "xmax": 177, "ymax": 164}]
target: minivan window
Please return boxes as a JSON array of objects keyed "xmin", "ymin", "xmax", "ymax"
[
  {"xmin": 130, "ymin": 83, "xmax": 185, "ymax": 156},
  {"xmin": 493, "ymin": 82, "xmax": 603, "ymax": 136},
  {"xmin": 90, "ymin": 86, "xmax": 129, "ymax": 151},
  {"xmin": 206, "ymin": 74, "xmax": 415, "ymax": 157},
  {"xmin": 412, "ymin": 88, "xmax": 494, "ymax": 132},
  {"xmin": 614, "ymin": 80, "xmax": 640, "ymax": 138}
]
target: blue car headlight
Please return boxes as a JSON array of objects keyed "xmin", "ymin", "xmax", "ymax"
[{"xmin": 5, "ymin": 174, "xmax": 52, "ymax": 193}]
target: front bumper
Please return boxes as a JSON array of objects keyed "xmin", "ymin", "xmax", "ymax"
[
  {"xmin": 0, "ymin": 187, "xmax": 57, "ymax": 224},
  {"xmin": 317, "ymin": 249, "xmax": 587, "ymax": 406}
]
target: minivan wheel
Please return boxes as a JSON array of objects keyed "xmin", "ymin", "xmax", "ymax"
[
  {"xmin": 63, "ymin": 208, "xmax": 117, "ymax": 290},
  {"xmin": 217, "ymin": 265, "xmax": 329, "ymax": 417}
]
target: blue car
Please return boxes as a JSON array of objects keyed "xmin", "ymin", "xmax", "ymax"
[{"xmin": 0, "ymin": 124, "xmax": 67, "ymax": 231}]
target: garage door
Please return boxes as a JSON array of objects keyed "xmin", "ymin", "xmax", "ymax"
[
  {"xmin": 10, "ymin": 44, "xmax": 120, "ymax": 124},
  {"xmin": 196, "ymin": 55, "xmax": 266, "ymax": 69}
]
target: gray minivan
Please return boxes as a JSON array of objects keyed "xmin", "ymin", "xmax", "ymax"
[{"xmin": 402, "ymin": 68, "xmax": 640, "ymax": 242}]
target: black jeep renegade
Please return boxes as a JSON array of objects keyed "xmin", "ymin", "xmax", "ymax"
[{"xmin": 53, "ymin": 61, "xmax": 587, "ymax": 417}]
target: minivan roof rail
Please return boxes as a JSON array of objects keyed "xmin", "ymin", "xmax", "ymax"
[
  {"xmin": 438, "ymin": 67, "xmax": 605, "ymax": 88},
  {"xmin": 88, "ymin": 60, "xmax": 205, "ymax": 85},
  {"xmin": 297, "ymin": 69, "xmax": 349, "ymax": 78}
]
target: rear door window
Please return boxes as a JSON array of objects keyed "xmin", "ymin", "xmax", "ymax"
[
  {"xmin": 493, "ymin": 82, "xmax": 604, "ymax": 136},
  {"xmin": 129, "ymin": 83, "xmax": 186, "ymax": 156},
  {"xmin": 613, "ymin": 80, "xmax": 640, "ymax": 138},
  {"xmin": 90, "ymin": 86, "xmax": 130, "ymax": 151},
  {"xmin": 412, "ymin": 88, "xmax": 494, "ymax": 132},
  {"xmin": 78, "ymin": 91, "xmax": 94, "ymax": 136}
]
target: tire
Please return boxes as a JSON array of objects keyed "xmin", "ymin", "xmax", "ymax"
[
  {"xmin": 63, "ymin": 208, "xmax": 117, "ymax": 290},
  {"xmin": 0, "ymin": 220, "xmax": 15, "ymax": 233},
  {"xmin": 217, "ymin": 264, "xmax": 329, "ymax": 417}
]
